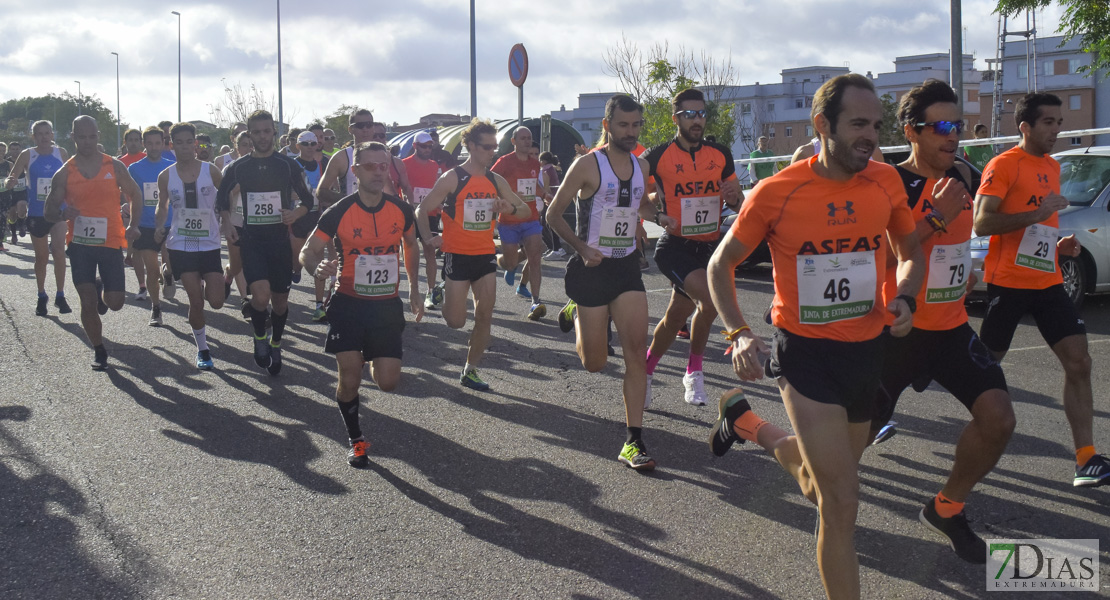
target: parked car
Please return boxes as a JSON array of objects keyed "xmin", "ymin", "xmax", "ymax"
[{"xmin": 970, "ymin": 146, "xmax": 1110, "ymax": 308}]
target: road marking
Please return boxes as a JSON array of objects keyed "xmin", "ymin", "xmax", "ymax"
[{"xmin": 1005, "ymin": 338, "xmax": 1110, "ymax": 352}]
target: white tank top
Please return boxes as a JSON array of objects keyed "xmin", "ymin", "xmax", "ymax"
[
  {"xmin": 342, "ymin": 146, "xmax": 357, "ymax": 195},
  {"xmin": 575, "ymin": 149, "xmax": 644, "ymax": 259},
  {"xmin": 166, "ymin": 163, "xmax": 221, "ymax": 252}
]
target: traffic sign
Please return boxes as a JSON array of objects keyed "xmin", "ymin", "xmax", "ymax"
[{"xmin": 508, "ymin": 44, "xmax": 528, "ymax": 88}]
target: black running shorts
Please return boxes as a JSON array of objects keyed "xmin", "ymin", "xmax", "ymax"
[
  {"xmin": 67, "ymin": 243, "xmax": 125, "ymax": 291},
  {"xmin": 442, "ymin": 252, "xmax": 496, "ymax": 283},
  {"xmin": 324, "ymin": 293, "xmax": 405, "ymax": 360},
  {"xmin": 653, "ymin": 233, "xmax": 717, "ymax": 298},
  {"xmin": 290, "ymin": 210, "xmax": 320, "ymax": 240},
  {"xmin": 241, "ymin": 236, "xmax": 293, "ymax": 294},
  {"xmin": 27, "ymin": 216, "xmax": 58, "ymax": 239},
  {"xmin": 979, "ymin": 283, "xmax": 1086, "ymax": 352},
  {"xmin": 872, "ymin": 323, "xmax": 1008, "ymax": 427},
  {"xmin": 564, "ymin": 252, "xmax": 645, "ymax": 307},
  {"xmin": 765, "ymin": 328, "xmax": 884, "ymax": 423},
  {"xmin": 132, "ymin": 226, "xmax": 168, "ymax": 252},
  {"xmin": 168, "ymin": 249, "xmax": 223, "ymax": 280}
]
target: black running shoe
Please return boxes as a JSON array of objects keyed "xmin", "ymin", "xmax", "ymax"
[
  {"xmin": 347, "ymin": 439, "xmax": 370, "ymax": 468},
  {"xmin": 1074, "ymin": 453, "xmax": 1110, "ymax": 487},
  {"xmin": 709, "ymin": 388, "xmax": 751, "ymax": 456},
  {"xmin": 35, "ymin": 295, "xmax": 48, "ymax": 317},
  {"xmin": 267, "ymin": 343, "xmax": 282, "ymax": 376},
  {"xmin": 919, "ymin": 499, "xmax": 986, "ymax": 564},
  {"xmin": 241, "ymin": 298, "xmax": 252, "ymax": 320},
  {"xmin": 253, "ymin": 335, "xmax": 272, "ymax": 369},
  {"xmin": 618, "ymin": 440, "xmax": 656, "ymax": 471},
  {"xmin": 558, "ymin": 300, "xmax": 576, "ymax": 333},
  {"xmin": 55, "ymin": 295, "xmax": 72, "ymax": 314},
  {"xmin": 94, "ymin": 279, "xmax": 108, "ymax": 315},
  {"xmin": 91, "ymin": 346, "xmax": 109, "ymax": 371}
]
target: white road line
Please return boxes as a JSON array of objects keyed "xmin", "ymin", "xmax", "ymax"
[{"xmin": 1005, "ymin": 338, "xmax": 1110, "ymax": 352}]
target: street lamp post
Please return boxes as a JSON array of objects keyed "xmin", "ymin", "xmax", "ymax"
[
  {"xmin": 171, "ymin": 10, "xmax": 181, "ymax": 122},
  {"xmin": 276, "ymin": 0, "xmax": 283, "ymax": 134},
  {"xmin": 111, "ymin": 52, "xmax": 121, "ymax": 151},
  {"xmin": 74, "ymin": 80, "xmax": 81, "ymax": 115}
]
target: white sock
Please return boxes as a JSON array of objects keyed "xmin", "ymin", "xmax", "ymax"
[
  {"xmin": 464, "ymin": 362, "xmax": 474, "ymax": 375},
  {"xmin": 193, "ymin": 327, "xmax": 208, "ymax": 351}
]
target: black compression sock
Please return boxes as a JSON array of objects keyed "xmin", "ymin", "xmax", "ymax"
[
  {"xmin": 270, "ymin": 310, "xmax": 289, "ymax": 344},
  {"xmin": 338, "ymin": 395, "xmax": 362, "ymax": 441},
  {"xmin": 626, "ymin": 426, "xmax": 642, "ymax": 445},
  {"xmin": 249, "ymin": 305, "xmax": 269, "ymax": 338}
]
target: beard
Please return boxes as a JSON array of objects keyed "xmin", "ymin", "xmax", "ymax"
[
  {"xmin": 827, "ymin": 135, "xmax": 874, "ymax": 175},
  {"xmin": 679, "ymin": 122, "xmax": 704, "ymax": 145}
]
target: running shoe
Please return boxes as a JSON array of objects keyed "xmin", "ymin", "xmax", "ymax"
[
  {"xmin": 241, "ymin": 298, "xmax": 252, "ymax": 320},
  {"xmin": 644, "ymin": 374, "xmax": 653, "ymax": 411},
  {"xmin": 460, "ymin": 369, "xmax": 490, "ymax": 391},
  {"xmin": 291, "ymin": 268, "xmax": 302, "ymax": 285},
  {"xmin": 134, "ymin": 287, "xmax": 149, "ymax": 302},
  {"xmin": 424, "ymin": 293, "xmax": 438, "ymax": 310},
  {"xmin": 161, "ymin": 265, "xmax": 176, "ymax": 300},
  {"xmin": 91, "ymin": 346, "xmax": 109, "ymax": 371},
  {"xmin": 919, "ymin": 500, "xmax": 987, "ymax": 564},
  {"xmin": 267, "ymin": 342, "xmax": 282, "ymax": 376},
  {"xmin": 55, "ymin": 295, "xmax": 72, "ymax": 314},
  {"xmin": 558, "ymin": 300, "xmax": 576, "ymax": 333},
  {"xmin": 542, "ymin": 248, "xmax": 568, "ymax": 261},
  {"xmin": 347, "ymin": 439, "xmax": 371, "ymax": 469},
  {"xmin": 504, "ymin": 265, "xmax": 517, "ymax": 287},
  {"xmin": 618, "ymin": 440, "xmax": 656, "ymax": 471},
  {"xmin": 683, "ymin": 370, "xmax": 708, "ymax": 406},
  {"xmin": 94, "ymin": 279, "xmax": 108, "ymax": 315},
  {"xmin": 515, "ymin": 283, "xmax": 531, "ymax": 300},
  {"xmin": 196, "ymin": 349, "xmax": 214, "ymax": 370},
  {"xmin": 528, "ymin": 302, "xmax": 546, "ymax": 321},
  {"xmin": 253, "ymin": 335, "xmax": 272, "ymax": 369},
  {"xmin": 312, "ymin": 305, "xmax": 327, "ymax": 322},
  {"xmin": 708, "ymin": 388, "xmax": 751, "ymax": 456},
  {"xmin": 871, "ymin": 421, "xmax": 898, "ymax": 446},
  {"xmin": 148, "ymin": 305, "xmax": 162, "ymax": 327},
  {"xmin": 677, "ymin": 323, "xmax": 690, "ymax": 339},
  {"xmin": 1074, "ymin": 453, "xmax": 1110, "ymax": 487},
  {"xmin": 431, "ymin": 283, "xmax": 444, "ymax": 306},
  {"xmin": 35, "ymin": 294, "xmax": 48, "ymax": 317}
]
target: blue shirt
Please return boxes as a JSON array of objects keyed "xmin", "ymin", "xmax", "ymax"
[
  {"xmin": 128, "ymin": 155, "xmax": 176, "ymax": 228},
  {"xmin": 26, "ymin": 147, "xmax": 65, "ymax": 218}
]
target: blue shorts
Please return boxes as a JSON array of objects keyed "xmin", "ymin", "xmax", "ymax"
[{"xmin": 497, "ymin": 220, "xmax": 542, "ymax": 245}]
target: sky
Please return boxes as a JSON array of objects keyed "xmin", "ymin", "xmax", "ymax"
[{"xmin": 0, "ymin": 0, "xmax": 1067, "ymax": 132}]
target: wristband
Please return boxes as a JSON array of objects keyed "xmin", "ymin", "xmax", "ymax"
[
  {"xmin": 895, "ymin": 294, "xmax": 917, "ymax": 314},
  {"xmin": 924, "ymin": 210, "xmax": 947, "ymax": 233},
  {"xmin": 722, "ymin": 326, "xmax": 751, "ymax": 342}
]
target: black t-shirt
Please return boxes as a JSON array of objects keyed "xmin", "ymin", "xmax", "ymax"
[{"xmin": 216, "ymin": 152, "xmax": 314, "ymax": 241}]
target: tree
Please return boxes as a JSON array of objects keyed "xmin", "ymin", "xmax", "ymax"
[
  {"xmin": 602, "ymin": 36, "xmax": 737, "ymax": 149},
  {"xmin": 207, "ymin": 81, "xmax": 295, "ymax": 132},
  {"xmin": 0, "ymin": 93, "xmax": 123, "ymax": 154},
  {"xmin": 996, "ymin": 0, "xmax": 1110, "ymax": 79},
  {"xmin": 878, "ymin": 93, "xmax": 907, "ymax": 147}
]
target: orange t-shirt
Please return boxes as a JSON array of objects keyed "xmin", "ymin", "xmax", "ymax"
[
  {"xmin": 730, "ymin": 157, "xmax": 916, "ymax": 342},
  {"xmin": 881, "ymin": 166, "xmax": 974, "ymax": 331},
  {"xmin": 402, "ymin": 155, "xmax": 444, "ymax": 216},
  {"xmin": 313, "ymin": 193, "xmax": 414, "ymax": 299},
  {"xmin": 977, "ymin": 146, "xmax": 1062, "ymax": 290},
  {"xmin": 490, "ymin": 153, "xmax": 541, "ymax": 224},
  {"xmin": 440, "ymin": 166, "xmax": 500, "ymax": 255},
  {"xmin": 65, "ymin": 154, "xmax": 127, "ymax": 249},
  {"xmin": 644, "ymin": 138, "xmax": 737, "ymax": 243}
]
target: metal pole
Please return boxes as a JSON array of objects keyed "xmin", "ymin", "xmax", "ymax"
[
  {"xmin": 469, "ymin": 0, "xmax": 477, "ymax": 118},
  {"xmin": 171, "ymin": 11, "xmax": 181, "ymax": 121},
  {"xmin": 74, "ymin": 81, "xmax": 81, "ymax": 115},
  {"xmin": 277, "ymin": 0, "xmax": 284, "ymax": 134},
  {"xmin": 111, "ymin": 52, "xmax": 121, "ymax": 151},
  {"xmin": 518, "ymin": 87, "xmax": 523, "ymax": 130},
  {"xmin": 950, "ymin": 0, "xmax": 963, "ymax": 110}
]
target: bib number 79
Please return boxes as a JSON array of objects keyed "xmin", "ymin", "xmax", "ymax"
[{"xmin": 823, "ymin": 278, "xmax": 850, "ymax": 302}]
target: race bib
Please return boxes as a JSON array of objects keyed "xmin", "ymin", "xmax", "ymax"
[
  {"xmin": 516, "ymin": 178, "xmax": 537, "ymax": 201},
  {"xmin": 246, "ymin": 191, "xmax": 281, "ymax": 225},
  {"xmin": 73, "ymin": 215, "xmax": 108, "ymax": 246},
  {"xmin": 174, "ymin": 208, "xmax": 211, "ymax": 238},
  {"xmin": 36, "ymin": 178, "xmax": 51, "ymax": 203},
  {"xmin": 463, "ymin": 197, "xmax": 494, "ymax": 231},
  {"xmin": 413, "ymin": 187, "xmax": 433, "ymax": 206},
  {"xmin": 680, "ymin": 195, "xmax": 720, "ymax": 236},
  {"xmin": 926, "ymin": 242, "xmax": 971, "ymax": 303},
  {"xmin": 599, "ymin": 207, "xmax": 636, "ymax": 248},
  {"xmin": 796, "ymin": 251, "xmax": 876, "ymax": 324},
  {"xmin": 13, "ymin": 177, "xmax": 26, "ymax": 191},
  {"xmin": 353, "ymin": 254, "xmax": 399, "ymax": 297},
  {"xmin": 1015, "ymin": 224, "xmax": 1057, "ymax": 273},
  {"xmin": 143, "ymin": 182, "xmax": 159, "ymax": 207}
]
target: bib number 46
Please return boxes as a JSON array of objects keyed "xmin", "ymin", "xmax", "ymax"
[{"xmin": 823, "ymin": 278, "xmax": 851, "ymax": 302}]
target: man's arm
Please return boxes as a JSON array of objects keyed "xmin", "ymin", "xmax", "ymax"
[
  {"xmin": 300, "ymin": 232, "xmax": 330, "ymax": 278},
  {"xmin": 43, "ymin": 167, "xmax": 69, "ymax": 222},
  {"xmin": 415, "ymin": 170, "xmax": 456, "ymax": 248},
  {"xmin": 972, "ymin": 192, "xmax": 1066, "ymax": 236},
  {"xmin": 316, "ymin": 150, "xmax": 345, "ymax": 205},
  {"xmin": 4, "ymin": 149, "xmax": 29, "ymax": 188},
  {"xmin": 394, "ymin": 156, "xmax": 413, "ymax": 203},
  {"xmin": 289, "ymin": 159, "xmax": 314, "ymax": 216},
  {"xmin": 115, "ymin": 160, "xmax": 143, "ymax": 241},
  {"xmin": 401, "ymin": 219, "xmax": 424, "ymax": 322},
  {"xmin": 154, "ymin": 170, "xmax": 170, "ymax": 231},
  {"xmin": 491, "ymin": 173, "xmax": 529, "ymax": 217},
  {"xmin": 887, "ymin": 227, "xmax": 925, "ymax": 337},
  {"xmin": 707, "ymin": 229, "xmax": 769, "ymax": 381}
]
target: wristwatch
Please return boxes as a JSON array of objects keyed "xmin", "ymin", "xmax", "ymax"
[{"xmin": 895, "ymin": 294, "xmax": 917, "ymax": 314}]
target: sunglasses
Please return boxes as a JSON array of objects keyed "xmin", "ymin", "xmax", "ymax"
[
  {"xmin": 674, "ymin": 109, "xmax": 707, "ymax": 119},
  {"xmin": 351, "ymin": 122, "xmax": 375, "ymax": 130},
  {"xmin": 299, "ymin": 141, "xmax": 318, "ymax": 147},
  {"xmin": 197, "ymin": 144, "xmax": 211, "ymax": 149},
  {"xmin": 323, "ymin": 136, "xmax": 336, "ymax": 141},
  {"xmin": 478, "ymin": 143, "xmax": 498, "ymax": 151},
  {"xmin": 915, "ymin": 120, "xmax": 965, "ymax": 136}
]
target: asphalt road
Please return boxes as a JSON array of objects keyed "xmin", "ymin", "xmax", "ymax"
[{"xmin": 0, "ymin": 238, "xmax": 1107, "ymax": 599}]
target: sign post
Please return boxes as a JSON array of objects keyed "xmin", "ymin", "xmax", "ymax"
[{"xmin": 508, "ymin": 44, "xmax": 528, "ymax": 130}]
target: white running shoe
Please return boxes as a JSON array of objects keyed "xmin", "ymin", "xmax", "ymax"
[
  {"xmin": 644, "ymin": 374, "xmax": 653, "ymax": 411},
  {"xmin": 683, "ymin": 370, "xmax": 707, "ymax": 406}
]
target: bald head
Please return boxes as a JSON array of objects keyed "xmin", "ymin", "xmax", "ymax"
[
  {"xmin": 72, "ymin": 116, "xmax": 101, "ymax": 156},
  {"xmin": 511, "ymin": 126, "xmax": 533, "ymax": 157}
]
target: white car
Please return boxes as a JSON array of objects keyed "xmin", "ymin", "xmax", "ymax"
[{"xmin": 970, "ymin": 146, "xmax": 1110, "ymax": 307}]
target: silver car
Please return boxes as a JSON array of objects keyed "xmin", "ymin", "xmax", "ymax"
[{"xmin": 970, "ymin": 146, "xmax": 1110, "ymax": 307}]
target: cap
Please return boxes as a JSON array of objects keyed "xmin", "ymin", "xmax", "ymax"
[
  {"xmin": 414, "ymin": 131, "xmax": 434, "ymax": 144},
  {"xmin": 297, "ymin": 131, "xmax": 318, "ymax": 144}
]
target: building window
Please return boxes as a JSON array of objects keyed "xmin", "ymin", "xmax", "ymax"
[
  {"xmin": 769, "ymin": 127, "xmax": 776, "ymax": 139},
  {"xmin": 1070, "ymin": 94, "xmax": 1081, "ymax": 110},
  {"xmin": 785, "ymin": 126, "xmax": 793, "ymax": 137},
  {"xmin": 767, "ymin": 102, "xmax": 775, "ymax": 112},
  {"xmin": 1017, "ymin": 63, "xmax": 1027, "ymax": 79},
  {"xmin": 967, "ymin": 88, "xmax": 976, "ymax": 102},
  {"xmin": 1071, "ymin": 137, "xmax": 1082, "ymax": 146},
  {"xmin": 741, "ymin": 102, "xmax": 751, "ymax": 114},
  {"xmin": 805, "ymin": 125, "xmax": 814, "ymax": 137},
  {"xmin": 1069, "ymin": 58, "xmax": 1081, "ymax": 73},
  {"xmin": 1043, "ymin": 61, "xmax": 1053, "ymax": 76},
  {"xmin": 795, "ymin": 98, "xmax": 804, "ymax": 109}
]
